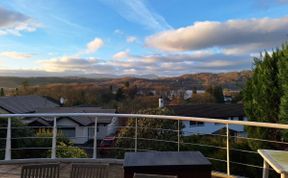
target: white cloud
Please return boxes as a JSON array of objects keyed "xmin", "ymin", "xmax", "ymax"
[
  {"xmin": 146, "ymin": 17, "xmax": 288, "ymax": 52},
  {"xmin": 113, "ymin": 50, "xmax": 129, "ymax": 59},
  {"xmin": 114, "ymin": 29, "xmax": 124, "ymax": 35},
  {"xmin": 86, "ymin": 38, "xmax": 104, "ymax": 54},
  {"xmin": 0, "ymin": 51, "xmax": 32, "ymax": 59},
  {"xmin": 0, "ymin": 6, "xmax": 40, "ymax": 36},
  {"xmin": 126, "ymin": 36, "xmax": 137, "ymax": 43},
  {"xmin": 33, "ymin": 49, "xmax": 253, "ymax": 76},
  {"xmin": 38, "ymin": 56, "xmax": 98, "ymax": 72},
  {"xmin": 101, "ymin": 0, "xmax": 172, "ymax": 31},
  {"xmin": 257, "ymin": 0, "xmax": 288, "ymax": 8}
]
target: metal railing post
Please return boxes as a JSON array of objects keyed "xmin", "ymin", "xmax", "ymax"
[
  {"xmin": 5, "ymin": 117, "xmax": 11, "ymax": 160},
  {"xmin": 226, "ymin": 124, "xmax": 230, "ymax": 176},
  {"xmin": 178, "ymin": 119, "xmax": 180, "ymax": 152},
  {"xmin": 263, "ymin": 160, "xmax": 269, "ymax": 178},
  {"xmin": 93, "ymin": 117, "xmax": 98, "ymax": 159},
  {"xmin": 51, "ymin": 117, "xmax": 57, "ymax": 159},
  {"xmin": 135, "ymin": 118, "xmax": 138, "ymax": 152}
]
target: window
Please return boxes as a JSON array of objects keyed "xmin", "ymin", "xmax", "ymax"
[
  {"xmin": 88, "ymin": 127, "xmax": 99, "ymax": 138},
  {"xmin": 58, "ymin": 127, "xmax": 75, "ymax": 138},
  {"xmin": 189, "ymin": 121, "xmax": 204, "ymax": 127}
]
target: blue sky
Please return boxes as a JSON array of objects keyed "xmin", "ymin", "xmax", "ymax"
[{"xmin": 0, "ymin": 0, "xmax": 288, "ymax": 77}]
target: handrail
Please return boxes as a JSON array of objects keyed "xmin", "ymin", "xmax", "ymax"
[
  {"xmin": 1, "ymin": 112, "xmax": 288, "ymax": 177},
  {"xmin": 1, "ymin": 113, "xmax": 288, "ymax": 129}
]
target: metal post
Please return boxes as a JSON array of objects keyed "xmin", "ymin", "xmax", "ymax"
[
  {"xmin": 135, "ymin": 118, "xmax": 138, "ymax": 152},
  {"xmin": 5, "ymin": 117, "xmax": 11, "ymax": 160},
  {"xmin": 51, "ymin": 117, "xmax": 57, "ymax": 159},
  {"xmin": 93, "ymin": 117, "xmax": 98, "ymax": 159},
  {"xmin": 177, "ymin": 120, "xmax": 180, "ymax": 152},
  {"xmin": 263, "ymin": 161, "xmax": 269, "ymax": 178},
  {"xmin": 226, "ymin": 124, "xmax": 230, "ymax": 176}
]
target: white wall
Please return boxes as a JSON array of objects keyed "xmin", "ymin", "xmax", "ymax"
[
  {"xmin": 107, "ymin": 117, "xmax": 119, "ymax": 136},
  {"xmin": 88, "ymin": 124, "xmax": 108, "ymax": 140},
  {"xmin": 57, "ymin": 118, "xmax": 110, "ymax": 144},
  {"xmin": 182, "ymin": 117, "xmax": 247, "ymax": 136}
]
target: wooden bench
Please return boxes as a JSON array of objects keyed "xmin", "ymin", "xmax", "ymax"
[
  {"xmin": 70, "ymin": 163, "xmax": 109, "ymax": 178},
  {"xmin": 21, "ymin": 163, "xmax": 59, "ymax": 178},
  {"xmin": 134, "ymin": 173, "xmax": 177, "ymax": 178}
]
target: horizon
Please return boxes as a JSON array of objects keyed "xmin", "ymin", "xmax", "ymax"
[
  {"xmin": 1, "ymin": 0, "xmax": 288, "ymax": 77},
  {"xmin": 0, "ymin": 70, "xmax": 251, "ymax": 79}
]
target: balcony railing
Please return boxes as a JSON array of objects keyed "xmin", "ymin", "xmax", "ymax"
[{"xmin": 1, "ymin": 113, "xmax": 288, "ymax": 177}]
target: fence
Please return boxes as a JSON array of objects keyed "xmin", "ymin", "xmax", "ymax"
[{"xmin": 1, "ymin": 113, "xmax": 288, "ymax": 177}]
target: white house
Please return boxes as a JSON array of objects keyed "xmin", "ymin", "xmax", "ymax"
[
  {"xmin": 0, "ymin": 95, "xmax": 119, "ymax": 144},
  {"xmin": 169, "ymin": 103, "xmax": 247, "ymax": 137},
  {"xmin": 25, "ymin": 107, "xmax": 118, "ymax": 144}
]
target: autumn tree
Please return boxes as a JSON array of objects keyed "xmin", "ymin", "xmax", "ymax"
[
  {"xmin": 188, "ymin": 93, "xmax": 216, "ymax": 103},
  {"xmin": 29, "ymin": 129, "xmax": 88, "ymax": 158},
  {"xmin": 116, "ymin": 107, "xmax": 182, "ymax": 157}
]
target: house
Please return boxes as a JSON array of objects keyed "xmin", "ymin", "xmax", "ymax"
[
  {"xmin": 0, "ymin": 96, "xmax": 119, "ymax": 144},
  {"xmin": 29, "ymin": 107, "xmax": 118, "ymax": 144},
  {"xmin": 168, "ymin": 103, "xmax": 247, "ymax": 137},
  {"xmin": 0, "ymin": 95, "xmax": 59, "ymax": 114}
]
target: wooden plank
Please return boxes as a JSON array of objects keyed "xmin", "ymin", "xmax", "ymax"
[
  {"xmin": 70, "ymin": 163, "xmax": 109, "ymax": 178},
  {"xmin": 21, "ymin": 163, "xmax": 59, "ymax": 178},
  {"xmin": 134, "ymin": 173, "xmax": 177, "ymax": 178}
]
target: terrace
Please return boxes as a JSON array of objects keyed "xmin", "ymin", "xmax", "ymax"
[{"xmin": 1, "ymin": 113, "xmax": 288, "ymax": 178}]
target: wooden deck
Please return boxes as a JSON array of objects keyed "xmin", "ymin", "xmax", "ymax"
[
  {"xmin": 0, "ymin": 162, "xmax": 123, "ymax": 178},
  {"xmin": 0, "ymin": 161, "xmax": 243, "ymax": 178}
]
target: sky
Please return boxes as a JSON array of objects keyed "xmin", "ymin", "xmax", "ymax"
[{"xmin": 0, "ymin": 0, "xmax": 288, "ymax": 77}]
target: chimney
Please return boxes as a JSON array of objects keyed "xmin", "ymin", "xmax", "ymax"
[
  {"xmin": 59, "ymin": 97, "xmax": 65, "ymax": 106},
  {"xmin": 159, "ymin": 96, "xmax": 164, "ymax": 108}
]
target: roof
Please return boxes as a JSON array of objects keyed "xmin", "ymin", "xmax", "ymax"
[
  {"xmin": 34, "ymin": 107, "xmax": 116, "ymax": 125},
  {"xmin": 0, "ymin": 95, "xmax": 59, "ymax": 113},
  {"xmin": 182, "ymin": 124, "xmax": 244, "ymax": 136},
  {"xmin": 169, "ymin": 103, "xmax": 245, "ymax": 118}
]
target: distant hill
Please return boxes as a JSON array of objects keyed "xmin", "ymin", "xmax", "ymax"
[
  {"xmin": 0, "ymin": 77, "xmax": 104, "ymax": 88},
  {"xmin": 0, "ymin": 71, "xmax": 252, "ymax": 90}
]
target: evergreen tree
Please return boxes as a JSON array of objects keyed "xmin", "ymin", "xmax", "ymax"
[
  {"xmin": 0, "ymin": 88, "xmax": 4, "ymax": 96},
  {"xmin": 205, "ymin": 85, "xmax": 224, "ymax": 103},
  {"xmin": 278, "ymin": 44, "xmax": 288, "ymax": 138},
  {"xmin": 115, "ymin": 87, "xmax": 125, "ymax": 101},
  {"xmin": 243, "ymin": 46, "xmax": 287, "ymax": 150},
  {"xmin": 213, "ymin": 86, "xmax": 224, "ymax": 103},
  {"xmin": 192, "ymin": 87, "xmax": 197, "ymax": 94}
]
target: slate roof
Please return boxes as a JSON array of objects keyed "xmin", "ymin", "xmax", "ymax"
[
  {"xmin": 169, "ymin": 103, "xmax": 244, "ymax": 118},
  {"xmin": 0, "ymin": 95, "xmax": 59, "ymax": 113},
  {"xmin": 35, "ymin": 107, "xmax": 116, "ymax": 125}
]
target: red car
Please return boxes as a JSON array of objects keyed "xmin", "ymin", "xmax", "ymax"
[{"xmin": 99, "ymin": 136, "xmax": 116, "ymax": 156}]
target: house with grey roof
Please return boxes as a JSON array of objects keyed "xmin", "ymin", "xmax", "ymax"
[
  {"xmin": 0, "ymin": 96, "xmax": 119, "ymax": 144},
  {"xmin": 0, "ymin": 95, "xmax": 59, "ymax": 114},
  {"xmin": 169, "ymin": 104, "xmax": 247, "ymax": 137},
  {"xmin": 31, "ymin": 107, "xmax": 118, "ymax": 144}
]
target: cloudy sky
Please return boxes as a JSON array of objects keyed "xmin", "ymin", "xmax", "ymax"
[{"xmin": 0, "ymin": 0, "xmax": 288, "ymax": 77}]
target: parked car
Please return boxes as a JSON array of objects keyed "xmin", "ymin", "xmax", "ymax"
[{"xmin": 99, "ymin": 136, "xmax": 116, "ymax": 156}]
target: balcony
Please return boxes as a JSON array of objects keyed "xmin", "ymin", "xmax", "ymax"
[{"xmin": 0, "ymin": 113, "xmax": 288, "ymax": 178}]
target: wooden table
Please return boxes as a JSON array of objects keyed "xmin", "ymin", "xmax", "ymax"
[
  {"xmin": 258, "ymin": 149, "xmax": 288, "ymax": 178},
  {"xmin": 123, "ymin": 151, "xmax": 211, "ymax": 178}
]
